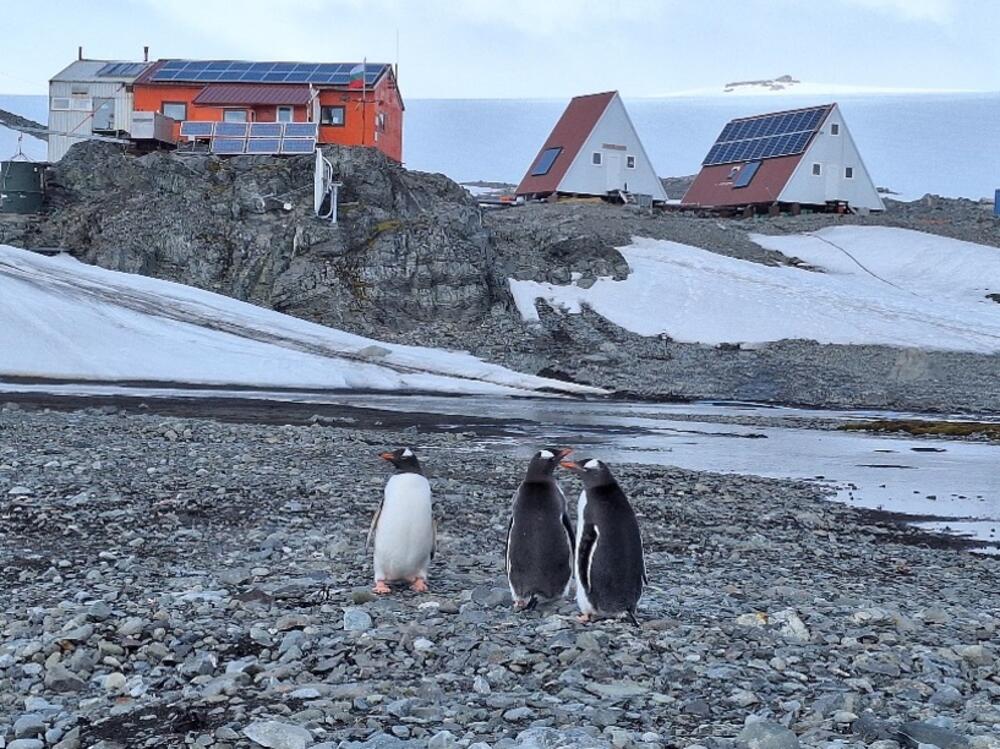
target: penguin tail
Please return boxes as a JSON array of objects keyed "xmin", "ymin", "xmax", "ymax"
[{"xmin": 625, "ymin": 609, "xmax": 641, "ymax": 628}]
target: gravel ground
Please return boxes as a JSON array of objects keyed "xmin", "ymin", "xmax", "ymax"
[{"xmin": 1, "ymin": 406, "xmax": 998, "ymax": 749}]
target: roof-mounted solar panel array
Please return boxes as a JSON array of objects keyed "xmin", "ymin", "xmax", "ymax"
[
  {"xmin": 703, "ymin": 106, "xmax": 829, "ymax": 166},
  {"xmin": 150, "ymin": 60, "xmax": 387, "ymax": 86},
  {"xmin": 96, "ymin": 62, "xmax": 148, "ymax": 77}
]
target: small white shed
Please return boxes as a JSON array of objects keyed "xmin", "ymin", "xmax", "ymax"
[
  {"xmin": 516, "ymin": 91, "xmax": 667, "ymax": 202},
  {"xmin": 48, "ymin": 59, "xmax": 150, "ymax": 162}
]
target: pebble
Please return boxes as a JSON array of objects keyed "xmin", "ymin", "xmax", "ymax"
[
  {"xmin": 737, "ymin": 721, "xmax": 800, "ymax": 749},
  {"xmin": 242, "ymin": 720, "xmax": 313, "ymax": 749},
  {"xmin": 343, "ymin": 607, "xmax": 373, "ymax": 632}
]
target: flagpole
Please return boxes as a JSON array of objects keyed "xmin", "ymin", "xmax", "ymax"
[{"xmin": 361, "ymin": 57, "xmax": 366, "ymax": 147}]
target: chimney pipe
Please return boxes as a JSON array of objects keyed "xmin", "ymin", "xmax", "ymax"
[
  {"xmin": 78, "ymin": 46, "xmax": 83, "ymax": 61},
  {"xmin": 143, "ymin": 46, "xmax": 149, "ymax": 62}
]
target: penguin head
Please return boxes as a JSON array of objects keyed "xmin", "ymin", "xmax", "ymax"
[
  {"xmin": 526, "ymin": 447, "xmax": 573, "ymax": 478},
  {"xmin": 379, "ymin": 447, "xmax": 423, "ymax": 474},
  {"xmin": 559, "ymin": 457, "xmax": 614, "ymax": 486}
]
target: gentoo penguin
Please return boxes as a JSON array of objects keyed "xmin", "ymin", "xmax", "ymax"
[
  {"xmin": 560, "ymin": 458, "xmax": 646, "ymax": 625},
  {"xmin": 505, "ymin": 447, "xmax": 576, "ymax": 611},
  {"xmin": 368, "ymin": 448, "xmax": 435, "ymax": 594}
]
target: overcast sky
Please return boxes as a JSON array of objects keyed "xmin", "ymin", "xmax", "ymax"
[{"xmin": 2, "ymin": 0, "xmax": 997, "ymax": 98}]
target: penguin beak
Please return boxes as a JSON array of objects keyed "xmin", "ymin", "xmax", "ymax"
[
  {"xmin": 556, "ymin": 448, "xmax": 573, "ymax": 461},
  {"xmin": 559, "ymin": 459, "xmax": 579, "ymax": 471},
  {"xmin": 379, "ymin": 452, "xmax": 395, "ymax": 462}
]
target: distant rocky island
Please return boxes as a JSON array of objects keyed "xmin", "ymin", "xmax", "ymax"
[{"xmin": 724, "ymin": 74, "xmax": 801, "ymax": 93}]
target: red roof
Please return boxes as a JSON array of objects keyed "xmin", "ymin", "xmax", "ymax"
[
  {"xmin": 516, "ymin": 91, "xmax": 616, "ymax": 196},
  {"xmin": 682, "ymin": 155, "xmax": 802, "ymax": 207},
  {"xmin": 193, "ymin": 84, "xmax": 312, "ymax": 106}
]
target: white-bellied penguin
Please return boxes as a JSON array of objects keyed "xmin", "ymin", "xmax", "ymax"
[
  {"xmin": 369, "ymin": 447, "xmax": 435, "ymax": 594},
  {"xmin": 560, "ymin": 457, "xmax": 646, "ymax": 625},
  {"xmin": 505, "ymin": 447, "xmax": 576, "ymax": 611}
]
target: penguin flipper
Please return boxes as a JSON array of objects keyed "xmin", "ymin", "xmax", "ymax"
[
  {"xmin": 577, "ymin": 523, "xmax": 598, "ymax": 592},
  {"xmin": 561, "ymin": 511, "xmax": 575, "ymax": 554},
  {"xmin": 504, "ymin": 516, "xmax": 513, "ymax": 574},
  {"xmin": 431, "ymin": 517, "xmax": 437, "ymax": 561},
  {"xmin": 366, "ymin": 498, "xmax": 384, "ymax": 551}
]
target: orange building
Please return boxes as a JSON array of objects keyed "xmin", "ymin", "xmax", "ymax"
[{"xmin": 132, "ymin": 60, "xmax": 403, "ymax": 162}]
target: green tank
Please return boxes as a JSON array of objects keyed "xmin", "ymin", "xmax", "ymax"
[{"xmin": 0, "ymin": 160, "xmax": 45, "ymax": 214}]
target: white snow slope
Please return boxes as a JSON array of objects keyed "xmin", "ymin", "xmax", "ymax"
[
  {"xmin": 509, "ymin": 227, "xmax": 1000, "ymax": 353},
  {"xmin": 0, "ymin": 245, "xmax": 601, "ymax": 396}
]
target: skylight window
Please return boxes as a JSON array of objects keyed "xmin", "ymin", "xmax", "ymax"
[{"xmin": 531, "ymin": 147, "xmax": 562, "ymax": 176}]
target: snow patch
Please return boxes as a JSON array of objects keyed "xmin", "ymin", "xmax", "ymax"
[
  {"xmin": 508, "ymin": 229, "xmax": 1000, "ymax": 353},
  {"xmin": 0, "ymin": 245, "xmax": 603, "ymax": 397}
]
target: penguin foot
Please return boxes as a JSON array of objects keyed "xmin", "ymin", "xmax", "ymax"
[
  {"xmin": 409, "ymin": 577, "xmax": 429, "ymax": 593},
  {"xmin": 373, "ymin": 580, "xmax": 391, "ymax": 594},
  {"xmin": 577, "ymin": 613, "xmax": 593, "ymax": 624}
]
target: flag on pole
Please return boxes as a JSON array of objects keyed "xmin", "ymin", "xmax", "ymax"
[{"xmin": 348, "ymin": 61, "xmax": 365, "ymax": 89}]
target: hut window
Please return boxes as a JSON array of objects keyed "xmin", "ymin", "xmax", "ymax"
[
  {"xmin": 592, "ymin": 152, "xmax": 602, "ymax": 166},
  {"xmin": 830, "ymin": 123, "xmax": 840, "ymax": 135},
  {"xmin": 162, "ymin": 102, "xmax": 187, "ymax": 121},
  {"xmin": 376, "ymin": 112, "xmax": 387, "ymax": 131},
  {"xmin": 321, "ymin": 106, "xmax": 345, "ymax": 126},
  {"xmin": 811, "ymin": 163, "xmax": 822, "ymax": 176},
  {"xmin": 845, "ymin": 166, "xmax": 855, "ymax": 179},
  {"xmin": 223, "ymin": 109, "xmax": 248, "ymax": 123},
  {"xmin": 51, "ymin": 98, "xmax": 71, "ymax": 111},
  {"xmin": 626, "ymin": 155, "xmax": 636, "ymax": 169},
  {"xmin": 71, "ymin": 85, "xmax": 89, "ymax": 96},
  {"xmin": 276, "ymin": 107, "xmax": 293, "ymax": 123},
  {"xmin": 531, "ymin": 147, "xmax": 562, "ymax": 176}
]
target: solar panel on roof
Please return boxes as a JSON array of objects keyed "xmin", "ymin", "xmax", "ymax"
[
  {"xmin": 702, "ymin": 106, "xmax": 829, "ymax": 166},
  {"xmin": 179, "ymin": 121, "xmax": 215, "ymax": 138},
  {"xmin": 150, "ymin": 60, "xmax": 389, "ymax": 85},
  {"xmin": 211, "ymin": 138, "xmax": 245, "ymax": 155},
  {"xmin": 530, "ymin": 146, "xmax": 562, "ymax": 176},
  {"xmin": 280, "ymin": 138, "xmax": 316, "ymax": 154},
  {"xmin": 284, "ymin": 123, "xmax": 318, "ymax": 138},
  {"xmin": 96, "ymin": 62, "xmax": 146, "ymax": 77}
]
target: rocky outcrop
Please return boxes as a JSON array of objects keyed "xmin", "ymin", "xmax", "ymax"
[{"xmin": 27, "ymin": 141, "xmax": 507, "ymax": 336}]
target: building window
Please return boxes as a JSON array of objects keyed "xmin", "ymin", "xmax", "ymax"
[
  {"xmin": 276, "ymin": 106, "xmax": 293, "ymax": 123},
  {"xmin": 321, "ymin": 106, "xmax": 345, "ymax": 126},
  {"xmin": 592, "ymin": 152, "xmax": 602, "ymax": 165},
  {"xmin": 223, "ymin": 109, "xmax": 248, "ymax": 123},
  {"xmin": 531, "ymin": 146, "xmax": 562, "ymax": 176},
  {"xmin": 830, "ymin": 123, "xmax": 840, "ymax": 135},
  {"xmin": 812, "ymin": 163, "xmax": 822, "ymax": 176},
  {"xmin": 845, "ymin": 166, "xmax": 855, "ymax": 179},
  {"xmin": 71, "ymin": 85, "xmax": 89, "ymax": 96},
  {"xmin": 51, "ymin": 97, "xmax": 71, "ymax": 111},
  {"xmin": 376, "ymin": 111, "xmax": 387, "ymax": 131},
  {"xmin": 162, "ymin": 102, "xmax": 187, "ymax": 121},
  {"xmin": 626, "ymin": 155, "xmax": 636, "ymax": 169}
]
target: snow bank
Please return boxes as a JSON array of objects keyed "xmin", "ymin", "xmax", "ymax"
[
  {"xmin": 0, "ymin": 245, "xmax": 602, "ymax": 396},
  {"xmin": 509, "ymin": 228, "xmax": 1000, "ymax": 353}
]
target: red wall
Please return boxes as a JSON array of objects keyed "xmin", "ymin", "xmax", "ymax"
[{"xmin": 133, "ymin": 73, "xmax": 404, "ymax": 162}]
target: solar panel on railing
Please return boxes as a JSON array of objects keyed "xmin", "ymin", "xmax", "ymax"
[
  {"xmin": 215, "ymin": 122, "xmax": 249, "ymax": 138},
  {"xmin": 180, "ymin": 121, "xmax": 215, "ymax": 138},
  {"xmin": 211, "ymin": 138, "xmax": 246, "ymax": 155},
  {"xmin": 249, "ymin": 123, "xmax": 282, "ymax": 138},
  {"xmin": 245, "ymin": 138, "xmax": 281, "ymax": 154},
  {"xmin": 280, "ymin": 138, "xmax": 316, "ymax": 154},
  {"xmin": 283, "ymin": 123, "xmax": 319, "ymax": 138}
]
